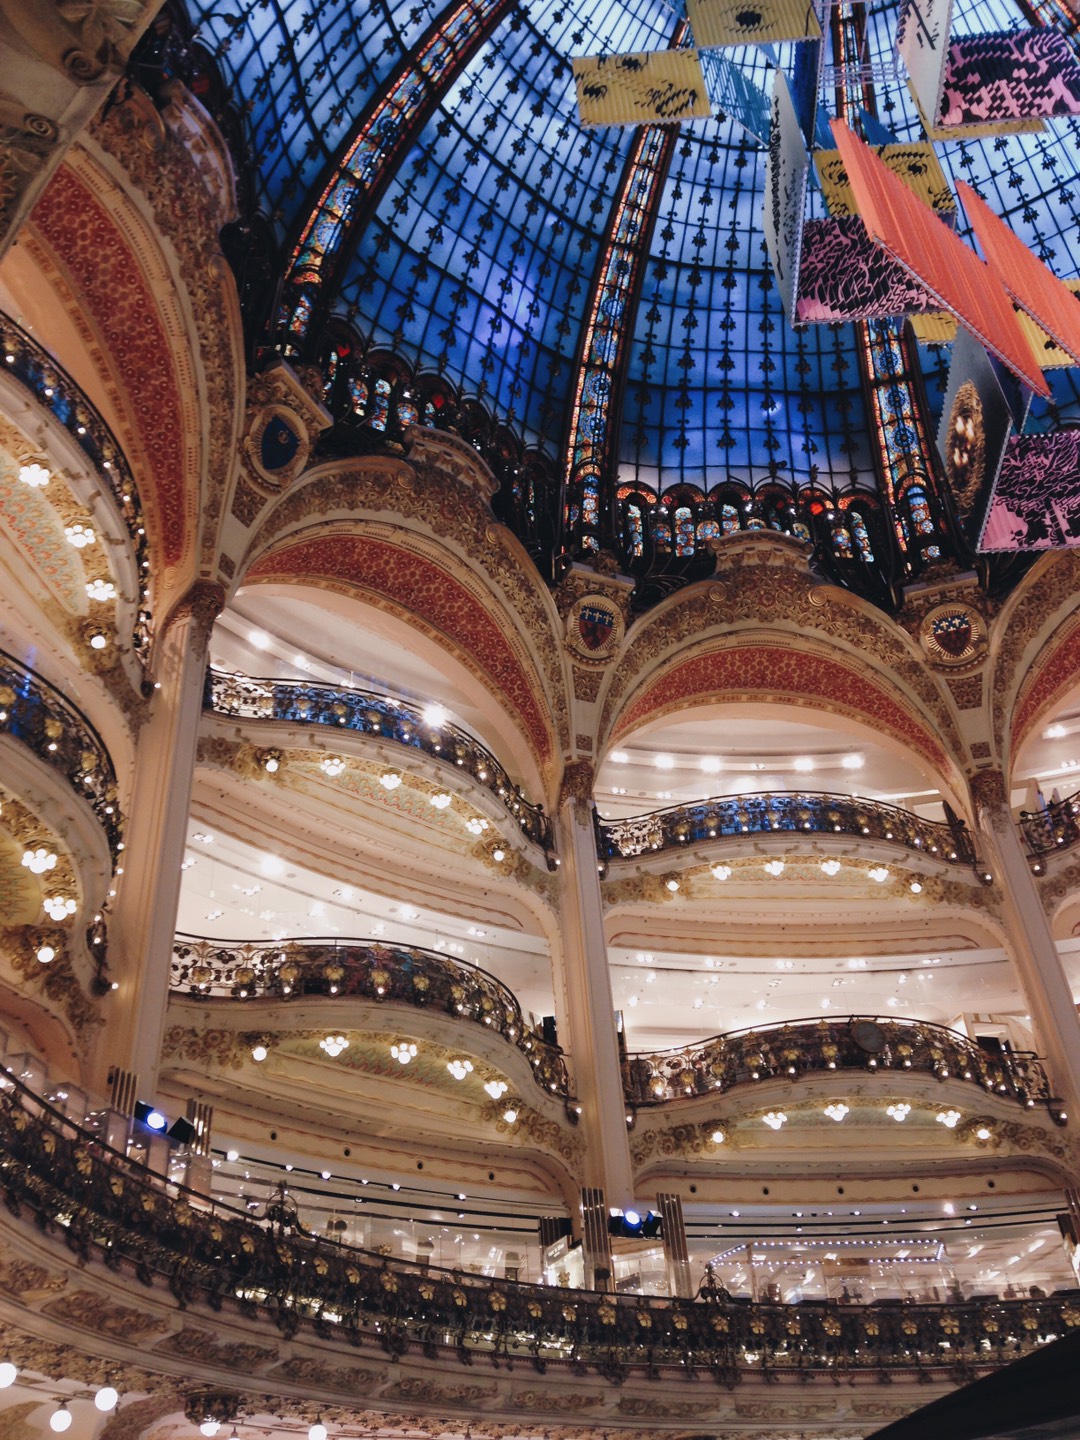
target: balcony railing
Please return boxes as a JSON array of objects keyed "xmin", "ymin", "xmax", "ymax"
[
  {"xmin": 597, "ymin": 790, "xmax": 976, "ymax": 866},
  {"xmin": 0, "ymin": 648, "xmax": 124, "ymax": 867},
  {"xmin": 204, "ymin": 669, "xmax": 555, "ymax": 857},
  {"xmin": 0, "ymin": 311, "xmax": 151, "ymax": 662},
  {"xmin": 0, "ymin": 1066, "xmax": 1075, "ymax": 1382},
  {"xmin": 1020, "ymin": 791, "xmax": 1080, "ymax": 858},
  {"xmin": 624, "ymin": 1015, "xmax": 1052, "ymax": 1111},
  {"xmin": 171, "ymin": 934, "xmax": 569, "ymax": 1098}
]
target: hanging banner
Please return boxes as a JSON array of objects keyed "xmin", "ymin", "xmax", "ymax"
[
  {"xmin": 897, "ymin": 0, "xmax": 952, "ymax": 132},
  {"xmin": 830, "ymin": 119, "xmax": 1048, "ymax": 396},
  {"xmin": 938, "ymin": 29, "xmax": 1080, "ymax": 131},
  {"xmin": 687, "ymin": 0, "xmax": 819, "ymax": 48},
  {"xmin": 700, "ymin": 48, "xmax": 771, "ymax": 142},
  {"xmin": 936, "ymin": 327, "xmax": 1017, "ymax": 543},
  {"xmin": 796, "ymin": 217, "xmax": 938, "ymax": 323},
  {"xmin": 572, "ymin": 50, "xmax": 713, "ymax": 126},
  {"xmin": 763, "ymin": 70, "xmax": 810, "ymax": 327},
  {"xmin": 815, "ymin": 143, "xmax": 954, "ymax": 219},
  {"xmin": 980, "ymin": 430, "xmax": 1080, "ymax": 552}
]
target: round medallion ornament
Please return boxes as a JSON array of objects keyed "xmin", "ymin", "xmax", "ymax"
[
  {"xmin": 850, "ymin": 1019, "xmax": 886, "ymax": 1055},
  {"xmin": 566, "ymin": 595, "xmax": 623, "ymax": 662},
  {"xmin": 244, "ymin": 405, "xmax": 311, "ymax": 490},
  {"xmin": 920, "ymin": 603, "xmax": 987, "ymax": 668}
]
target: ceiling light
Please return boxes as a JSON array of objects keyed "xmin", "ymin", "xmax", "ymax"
[
  {"xmin": 868, "ymin": 867, "xmax": 889, "ymax": 883},
  {"xmin": 465, "ymin": 818, "xmax": 487, "ymax": 834},
  {"xmin": 423, "ymin": 704, "xmax": 448, "ymax": 729},
  {"xmin": 88, "ymin": 631, "xmax": 108, "ymax": 649},
  {"xmin": 886, "ymin": 1103, "xmax": 911, "ymax": 1122},
  {"xmin": 609, "ymin": 750, "xmax": 630, "ymax": 764},
  {"xmin": 975, "ymin": 1126, "xmax": 992, "ymax": 1140},
  {"xmin": 492, "ymin": 848, "xmax": 505, "ymax": 860},
  {"xmin": 19, "ymin": 463, "xmax": 49, "ymax": 487},
  {"xmin": 320, "ymin": 756, "xmax": 345, "ymax": 777},
  {"xmin": 319, "ymin": 1035, "xmax": 349, "ymax": 1058},
  {"xmin": 502, "ymin": 1107, "xmax": 518, "ymax": 1123},
  {"xmin": 823, "ymin": 1103, "xmax": 849, "ymax": 1122},
  {"xmin": 793, "ymin": 756, "xmax": 814, "ymax": 772},
  {"xmin": 820, "ymin": 859, "xmax": 841, "ymax": 876},
  {"xmin": 429, "ymin": 793, "xmax": 452, "ymax": 809},
  {"xmin": 665, "ymin": 878, "xmax": 679, "ymax": 891},
  {"xmin": 762, "ymin": 1111, "xmax": 787, "ymax": 1130},
  {"xmin": 380, "ymin": 771, "xmax": 402, "ymax": 789},
  {"xmin": 43, "ymin": 896, "xmax": 76, "ymax": 921},
  {"xmin": 251, "ymin": 1044, "xmax": 268, "ymax": 1063},
  {"xmin": 86, "ymin": 578, "xmax": 115, "ymax": 601},
  {"xmin": 841, "ymin": 753, "xmax": 864, "ymax": 769},
  {"xmin": 36, "ymin": 945, "xmax": 55, "ymax": 964},
  {"xmin": 22, "ymin": 847, "xmax": 57, "ymax": 874},
  {"xmin": 0, "ymin": 1363, "xmax": 15, "ymax": 1388},
  {"xmin": 260, "ymin": 854, "xmax": 286, "ymax": 877},
  {"xmin": 484, "ymin": 1079, "xmax": 508, "ymax": 1099},
  {"xmin": 201, "ymin": 1425, "xmax": 221, "ymax": 1437},
  {"xmin": 1046, "ymin": 723, "xmax": 1067, "ymax": 739},
  {"xmin": 711, "ymin": 1129, "xmax": 725, "ymax": 1144},
  {"xmin": 653, "ymin": 753, "xmax": 674, "ymax": 770},
  {"xmin": 711, "ymin": 864, "xmax": 731, "ymax": 880},
  {"xmin": 764, "ymin": 859, "xmax": 785, "ymax": 876},
  {"xmin": 936, "ymin": 1110, "xmax": 961, "ymax": 1128},
  {"xmin": 50, "ymin": 1406, "xmax": 72, "ymax": 1434},
  {"xmin": 390, "ymin": 1041, "xmax": 417, "ymax": 1064},
  {"xmin": 447, "ymin": 1059, "xmax": 473, "ymax": 1080},
  {"xmin": 309, "ymin": 1422, "xmax": 328, "ymax": 1440},
  {"xmin": 700, "ymin": 757, "xmax": 721, "ymax": 774},
  {"xmin": 910, "ymin": 881, "xmax": 922, "ymax": 893},
  {"xmin": 94, "ymin": 1387, "xmax": 119, "ymax": 1413}
]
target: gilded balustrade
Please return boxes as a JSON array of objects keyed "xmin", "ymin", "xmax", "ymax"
[
  {"xmin": 171, "ymin": 934, "xmax": 569, "ymax": 1097},
  {"xmin": 598, "ymin": 792, "xmax": 976, "ymax": 866},
  {"xmin": 0, "ymin": 648, "xmax": 124, "ymax": 866},
  {"xmin": 203, "ymin": 669, "xmax": 555, "ymax": 857},
  {"xmin": 1020, "ymin": 791, "xmax": 1080, "ymax": 858},
  {"xmin": 624, "ymin": 1016, "xmax": 1051, "ymax": 1111},
  {"xmin": 0, "ymin": 1066, "xmax": 1075, "ymax": 1381},
  {"xmin": 0, "ymin": 312, "xmax": 152, "ymax": 661}
]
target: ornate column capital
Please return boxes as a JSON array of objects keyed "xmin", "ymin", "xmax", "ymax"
[
  {"xmin": 558, "ymin": 757, "xmax": 595, "ymax": 823},
  {"xmin": 969, "ymin": 766, "xmax": 1011, "ymax": 825},
  {"xmin": 161, "ymin": 579, "xmax": 226, "ymax": 649}
]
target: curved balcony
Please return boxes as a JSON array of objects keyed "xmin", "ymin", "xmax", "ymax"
[
  {"xmin": 0, "ymin": 1067, "xmax": 1075, "ymax": 1382},
  {"xmin": 204, "ymin": 668, "xmax": 555, "ymax": 857},
  {"xmin": 1020, "ymin": 791, "xmax": 1080, "ymax": 859},
  {"xmin": 0, "ymin": 311, "xmax": 151, "ymax": 661},
  {"xmin": 0, "ymin": 648, "xmax": 124, "ymax": 866},
  {"xmin": 171, "ymin": 934, "xmax": 569, "ymax": 1098},
  {"xmin": 624, "ymin": 1016, "xmax": 1052, "ymax": 1111},
  {"xmin": 598, "ymin": 791, "xmax": 977, "ymax": 867}
]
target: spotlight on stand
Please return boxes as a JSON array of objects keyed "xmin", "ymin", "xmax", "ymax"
[
  {"xmin": 133, "ymin": 1101, "xmax": 167, "ymax": 1132},
  {"xmin": 608, "ymin": 1209, "xmax": 662, "ymax": 1239},
  {"xmin": 167, "ymin": 1116, "xmax": 198, "ymax": 1146}
]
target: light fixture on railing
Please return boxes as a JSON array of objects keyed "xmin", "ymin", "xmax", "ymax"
[
  {"xmin": 823, "ymin": 1103, "xmax": 849, "ymax": 1122},
  {"xmin": 447, "ymin": 1059, "xmax": 473, "ymax": 1080},
  {"xmin": 762, "ymin": 1111, "xmax": 787, "ymax": 1130},
  {"xmin": 936, "ymin": 1109, "xmax": 961, "ymax": 1129},
  {"xmin": 22, "ymin": 847, "xmax": 56, "ymax": 874},
  {"xmin": 423, "ymin": 704, "xmax": 448, "ymax": 729},
  {"xmin": 319, "ymin": 1035, "xmax": 349, "ymax": 1058},
  {"xmin": 886, "ymin": 1103, "xmax": 911, "ymax": 1122},
  {"xmin": 390, "ymin": 1041, "xmax": 417, "ymax": 1065}
]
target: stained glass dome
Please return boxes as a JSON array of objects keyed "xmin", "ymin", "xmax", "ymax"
[{"xmin": 184, "ymin": 0, "xmax": 1080, "ymax": 495}]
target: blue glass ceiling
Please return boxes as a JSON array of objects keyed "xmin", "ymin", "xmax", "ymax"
[{"xmin": 187, "ymin": 0, "xmax": 1080, "ymax": 490}]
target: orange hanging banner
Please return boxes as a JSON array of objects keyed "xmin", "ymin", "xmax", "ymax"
[{"xmin": 829, "ymin": 119, "xmax": 1048, "ymax": 397}]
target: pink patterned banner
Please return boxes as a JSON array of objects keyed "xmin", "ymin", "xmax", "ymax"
[{"xmin": 979, "ymin": 430, "xmax": 1080, "ymax": 552}]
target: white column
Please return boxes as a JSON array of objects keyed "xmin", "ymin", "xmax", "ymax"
[
  {"xmin": 95, "ymin": 581, "xmax": 223, "ymax": 1095},
  {"xmin": 971, "ymin": 768, "xmax": 1080, "ymax": 1128},
  {"xmin": 556, "ymin": 759, "xmax": 635, "ymax": 1208}
]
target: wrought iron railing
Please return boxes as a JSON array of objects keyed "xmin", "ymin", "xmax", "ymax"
[
  {"xmin": 0, "ymin": 648, "xmax": 124, "ymax": 867},
  {"xmin": 624, "ymin": 1015, "xmax": 1051, "ymax": 1110},
  {"xmin": 204, "ymin": 669, "xmax": 554, "ymax": 856},
  {"xmin": 1020, "ymin": 792, "xmax": 1080, "ymax": 858},
  {"xmin": 0, "ymin": 1065, "xmax": 1075, "ymax": 1381},
  {"xmin": 0, "ymin": 312, "xmax": 151, "ymax": 661},
  {"xmin": 598, "ymin": 791, "xmax": 976, "ymax": 866},
  {"xmin": 171, "ymin": 934, "xmax": 568, "ymax": 1098}
]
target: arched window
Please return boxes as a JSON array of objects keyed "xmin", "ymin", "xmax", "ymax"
[
  {"xmin": 720, "ymin": 503, "xmax": 740, "ymax": 535},
  {"xmin": 850, "ymin": 511, "xmax": 875, "ymax": 562},
  {"xmin": 832, "ymin": 525, "xmax": 853, "ymax": 559},
  {"xmin": 697, "ymin": 519, "xmax": 720, "ymax": 544},
  {"xmin": 674, "ymin": 505, "xmax": 695, "ymax": 556},
  {"xmin": 626, "ymin": 505, "xmax": 645, "ymax": 557},
  {"xmin": 654, "ymin": 516, "xmax": 672, "ymax": 551},
  {"xmin": 397, "ymin": 395, "xmax": 419, "ymax": 428},
  {"xmin": 370, "ymin": 378, "xmax": 392, "ymax": 431},
  {"xmin": 348, "ymin": 377, "xmax": 368, "ymax": 419}
]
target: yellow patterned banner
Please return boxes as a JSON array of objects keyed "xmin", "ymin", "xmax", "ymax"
[
  {"xmin": 686, "ymin": 0, "xmax": 819, "ymax": 48},
  {"xmin": 572, "ymin": 51, "xmax": 712, "ymax": 127},
  {"xmin": 815, "ymin": 144, "xmax": 954, "ymax": 218}
]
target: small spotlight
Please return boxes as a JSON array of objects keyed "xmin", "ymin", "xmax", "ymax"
[
  {"xmin": 0, "ymin": 1363, "xmax": 15, "ymax": 1388},
  {"xmin": 94, "ymin": 1387, "xmax": 119, "ymax": 1413},
  {"xmin": 50, "ymin": 1407, "xmax": 72, "ymax": 1434}
]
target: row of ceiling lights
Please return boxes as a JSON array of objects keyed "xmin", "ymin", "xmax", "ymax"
[
  {"xmin": 609, "ymin": 751, "xmax": 865, "ymax": 774},
  {"xmin": 707, "ymin": 1109, "xmax": 993, "ymax": 1137}
]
